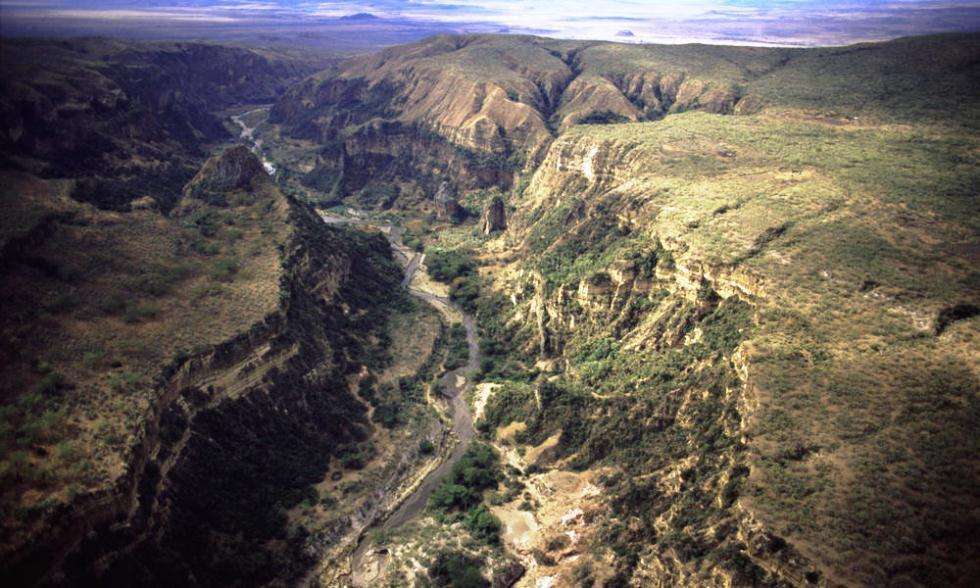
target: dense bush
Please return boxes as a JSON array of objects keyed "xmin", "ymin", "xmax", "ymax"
[
  {"xmin": 464, "ymin": 504, "xmax": 501, "ymax": 544},
  {"xmin": 426, "ymin": 248, "xmax": 484, "ymax": 312},
  {"xmin": 429, "ymin": 442, "xmax": 499, "ymax": 513},
  {"xmin": 444, "ymin": 323, "xmax": 469, "ymax": 370},
  {"xmin": 426, "ymin": 248, "xmax": 476, "ymax": 283},
  {"xmin": 578, "ymin": 110, "xmax": 631, "ymax": 125},
  {"xmin": 122, "ymin": 302, "xmax": 160, "ymax": 324},
  {"xmin": 210, "ymin": 257, "xmax": 240, "ymax": 282},
  {"xmin": 427, "ymin": 550, "xmax": 488, "ymax": 588}
]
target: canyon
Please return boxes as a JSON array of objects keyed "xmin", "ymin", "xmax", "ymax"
[{"xmin": 0, "ymin": 31, "xmax": 978, "ymax": 588}]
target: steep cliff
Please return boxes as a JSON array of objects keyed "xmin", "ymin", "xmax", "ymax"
[
  {"xmin": 253, "ymin": 33, "xmax": 980, "ymax": 586},
  {"xmin": 0, "ymin": 148, "xmax": 406, "ymax": 585},
  {"xmin": 270, "ymin": 33, "xmax": 979, "ymax": 210},
  {"xmin": 472, "ymin": 110, "xmax": 979, "ymax": 586},
  {"xmin": 0, "ymin": 38, "xmax": 314, "ymax": 212}
]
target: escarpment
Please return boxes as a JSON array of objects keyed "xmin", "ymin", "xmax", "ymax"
[
  {"xmin": 270, "ymin": 33, "xmax": 979, "ymax": 214},
  {"xmin": 59, "ymin": 200, "xmax": 403, "ymax": 587},
  {"xmin": 268, "ymin": 35, "xmax": 767, "ymax": 207},
  {"xmin": 2, "ymin": 31, "xmax": 978, "ymax": 588},
  {"xmin": 0, "ymin": 38, "xmax": 313, "ymax": 212},
  {"xmin": 0, "ymin": 150, "xmax": 406, "ymax": 585},
  {"xmin": 471, "ymin": 106, "xmax": 980, "ymax": 586}
]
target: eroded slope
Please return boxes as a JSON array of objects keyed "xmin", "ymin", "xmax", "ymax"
[
  {"xmin": 0, "ymin": 38, "xmax": 313, "ymax": 211},
  {"xmin": 270, "ymin": 33, "xmax": 979, "ymax": 211},
  {"xmin": 471, "ymin": 111, "xmax": 979, "ymax": 586}
]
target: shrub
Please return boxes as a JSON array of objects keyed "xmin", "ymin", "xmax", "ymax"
[
  {"xmin": 46, "ymin": 292, "xmax": 81, "ymax": 313},
  {"xmin": 429, "ymin": 443, "xmax": 500, "ymax": 513},
  {"xmin": 372, "ymin": 403, "xmax": 399, "ymax": 428},
  {"xmin": 188, "ymin": 210, "xmax": 221, "ymax": 237},
  {"xmin": 54, "ymin": 440, "xmax": 77, "ymax": 461},
  {"xmin": 338, "ymin": 442, "xmax": 374, "ymax": 470},
  {"xmin": 419, "ymin": 439, "xmax": 435, "ymax": 454},
  {"xmin": 190, "ymin": 238, "xmax": 221, "ymax": 256},
  {"xmin": 430, "ymin": 483, "xmax": 477, "ymax": 511},
  {"xmin": 464, "ymin": 504, "xmax": 501, "ymax": 544},
  {"xmin": 444, "ymin": 323, "xmax": 469, "ymax": 369},
  {"xmin": 426, "ymin": 249, "xmax": 476, "ymax": 283},
  {"xmin": 579, "ymin": 110, "xmax": 630, "ymax": 125},
  {"xmin": 33, "ymin": 372, "xmax": 64, "ymax": 396},
  {"xmin": 109, "ymin": 371, "xmax": 141, "ymax": 393},
  {"xmin": 20, "ymin": 408, "xmax": 63, "ymax": 445},
  {"xmin": 123, "ymin": 302, "xmax": 160, "ymax": 324},
  {"xmin": 98, "ymin": 293, "xmax": 127, "ymax": 315},
  {"xmin": 427, "ymin": 551, "xmax": 488, "ymax": 588},
  {"xmin": 82, "ymin": 349, "xmax": 106, "ymax": 369}
]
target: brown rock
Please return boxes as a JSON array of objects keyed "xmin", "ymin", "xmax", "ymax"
[
  {"xmin": 433, "ymin": 181, "xmax": 465, "ymax": 223},
  {"xmin": 482, "ymin": 195, "xmax": 507, "ymax": 234}
]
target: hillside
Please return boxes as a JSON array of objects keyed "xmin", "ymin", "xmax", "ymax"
[
  {"xmin": 0, "ymin": 38, "xmax": 314, "ymax": 211},
  {"xmin": 259, "ymin": 33, "xmax": 980, "ymax": 587},
  {"xmin": 0, "ymin": 138, "xmax": 424, "ymax": 583},
  {"xmin": 270, "ymin": 33, "xmax": 980, "ymax": 210},
  {"xmin": 472, "ymin": 112, "xmax": 979, "ymax": 587}
]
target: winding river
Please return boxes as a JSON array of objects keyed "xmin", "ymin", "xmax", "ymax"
[
  {"xmin": 321, "ymin": 216, "xmax": 480, "ymax": 585},
  {"xmin": 232, "ymin": 107, "xmax": 480, "ymax": 584},
  {"xmin": 322, "ymin": 213, "xmax": 480, "ymax": 580}
]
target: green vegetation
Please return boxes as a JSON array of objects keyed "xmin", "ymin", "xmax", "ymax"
[
  {"xmin": 426, "ymin": 247, "xmax": 483, "ymax": 311},
  {"xmin": 444, "ymin": 323, "xmax": 469, "ymax": 370},
  {"xmin": 338, "ymin": 442, "xmax": 375, "ymax": 470},
  {"xmin": 210, "ymin": 257, "xmax": 240, "ymax": 281},
  {"xmin": 427, "ymin": 550, "xmax": 488, "ymax": 588},
  {"xmin": 122, "ymin": 302, "xmax": 160, "ymax": 324},
  {"xmin": 463, "ymin": 504, "xmax": 500, "ymax": 545},
  {"xmin": 428, "ymin": 443, "xmax": 502, "ymax": 545},
  {"xmin": 426, "ymin": 248, "xmax": 476, "ymax": 282},
  {"xmin": 429, "ymin": 442, "xmax": 499, "ymax": 513}
]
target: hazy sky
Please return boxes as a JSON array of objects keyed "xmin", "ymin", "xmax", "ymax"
[{"xmin": 2, "ymin": 0, "xmax": 979, "ymax": 46}]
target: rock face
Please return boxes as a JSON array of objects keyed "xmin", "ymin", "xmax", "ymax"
[
  {"xmin": 433, "ymin": 181, "xmax": 465, "ymax": 223},
  {"xmin": 1, "ymin": 188, "xmax": 405, "ymax": 586},
  {"xmin": 486, "ymin": 108, "xmax": 980, "ymax": 586},
  {"xmin": 271, "ymin": 33, "xmax": 979, "ymax": 210},
  {"xmin": 182, "ymin": 145, "xmax": 269, "ymax": 199},
  {"xmin": 482, "ymin": 195, "xmax": 506, "ymax": 234}
]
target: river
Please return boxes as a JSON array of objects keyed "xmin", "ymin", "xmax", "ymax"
[
  {"xmin": 320, "ymin": 212, "xmax": 480, "ymax": 585},
  {"xmin": 232, "ymin": 109, "xmax": 479, "ymax": 585},
  {"xmin": 230, "ymin": 106, "xmax": 277, "ymax": 175}
]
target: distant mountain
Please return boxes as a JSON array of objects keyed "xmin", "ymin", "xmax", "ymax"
[{"xmin": 340, "ymin": 12, "xmax": 380, "ymax": 21}]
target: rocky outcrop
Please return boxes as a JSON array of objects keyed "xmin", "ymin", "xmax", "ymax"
[
  {"xmin": 271, "ymin": 33, "xmax": 980, "ymax": 213},
  {"xmin": 482, "ymin": 106, "xmax": 980, "ymax": 586},
  {"xmin": 434, "ymin": 181, "xmax": 465, "ymax": 223},
  {"xmin": 482, "ymin": 195, "xmax": 507, "ymax": 234},
  {"xmin": 268, "ymin": 35, "xmax": 768, "ymax": 207},
  {"xmin": 182, "ymin": 145, "xmax": 269, "ymax": 200}
]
